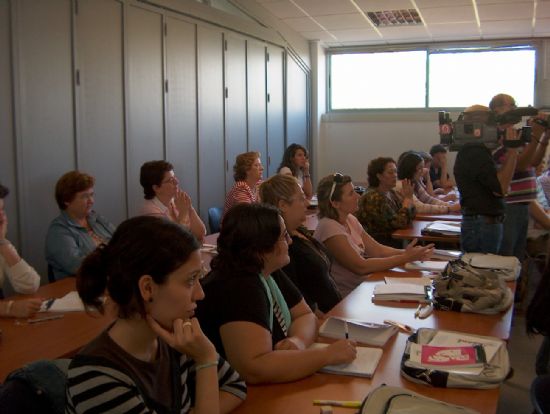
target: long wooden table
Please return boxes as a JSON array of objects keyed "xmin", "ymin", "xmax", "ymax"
[
  {"xmin": 415, "ymin": 212, "xmax": 462, "ymax": 222},
  {"xmin": 0, "ymin": 278, "xmax": 114, "ymax": 381},
  {"xmin": 232, "ymin": 269, "xmax": 512, "ymax": 414},
  {"xmin": 392, "ymin": 220, "xmax": 460, "ymax": 244}
]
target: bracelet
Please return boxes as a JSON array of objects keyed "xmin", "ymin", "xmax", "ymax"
[
  {"xmin": 195, "ymin": 360, "xmax": 218, "ymax": 372},
  {"xmin": 5, "ymin": 300, "xmax": 14, "ymax": 316}
]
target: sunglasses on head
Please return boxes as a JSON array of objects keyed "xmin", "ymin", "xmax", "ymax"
[{"xmin": 329, "ymin": 173, "xmax": 344, "ymax": 201}]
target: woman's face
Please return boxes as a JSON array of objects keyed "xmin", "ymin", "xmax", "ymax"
[
  {"xmin": 154, "ymin": 170, "xmax": 179, "ymax": 199},
  {"xmin": 292, "ymin": 149, "xmax": 307, "ymax": 168},
  {"xmin": 413, "ymin": 160, "xmax": 425, "ymax": 181},
  {"xmin": 247, "ymin": 158, "xmax": 264, "ymax": 183},
  {"xmin": 377, "ymin": 162, "xmax": 397, "ymax": 189},
  {"xmin": 262, "ymin": 216, "xmax": 291, "ymax": 272},
  {"xmin": 333, "ymin": 182, "xmax": 359, "ymax": 215},
  {"xmin": 280, "ymin": 187, "xmax": 308, "ymax": 232},
  {"xmin": 147, "ymin": 249, "xmax": 204, "ymax": 330},
  {"xmin": 65, "ymin": 187, "xmax": 94, "ymax": 219}
]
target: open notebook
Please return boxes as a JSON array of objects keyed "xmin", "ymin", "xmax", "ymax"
[{"xmin": 310, "ymin": 343, "xmax": 383, "ymax": 378}]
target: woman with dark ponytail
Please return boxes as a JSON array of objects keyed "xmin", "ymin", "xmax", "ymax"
[{"xmin": 66, "ymin": 216, "xmax": 246, "ymax": 414}]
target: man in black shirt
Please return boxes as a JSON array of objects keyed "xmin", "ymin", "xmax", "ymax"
[{"xmin": 454, "ymin": 105, "xmax": 518, "ymax": 253}]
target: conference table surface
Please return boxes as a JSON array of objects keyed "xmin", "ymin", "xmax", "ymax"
[
  {"xmin": 414, "ymin": 212, "xmax": 462, "ymax": 221},
  {"xmin": 392, "ymin": 220, "xmax": 461, "ymax": 244}
]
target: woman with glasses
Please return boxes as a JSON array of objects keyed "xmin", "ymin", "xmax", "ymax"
[
  {"xmin": 397, "ymin": 152, "xmax": 460, "ymax": 214},
  {"xmin": 66, "ymin": 216, "xmax": 246, "ymax": 413},
  {"xmin": 277, "ymin": 143, "xmax": 313, "ymax": 199},
  {"xmin": 356, "ymin": 157, "xmax": 416, "ymax": 248},
  {"xmin": 315, "ymin": 173, "xmax": 434, "ymax": 297},
  {"xmin": 260, "ymin": 174, "xmax": 341, "ymax": 316},
  {"xmin": 139, "ymin": 160, "xmax": 206, "ymax": 241},
  {"xmin": 45, "ymin": 171, "xmax": 115, "ymax": 280},
  {"xmin": 196, "ymin": 203, "xmax": 356, "ymax": 383},
  {"xmin": 223, "ymin": 152, "xmax": 263, "ymax": 217}
]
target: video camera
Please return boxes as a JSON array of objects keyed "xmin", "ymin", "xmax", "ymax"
[{"xmin": 438, "ymin": 107, "xmax": 544, "ymax": 151}]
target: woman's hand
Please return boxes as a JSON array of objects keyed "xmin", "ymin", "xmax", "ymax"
[
  {"xmin": 10, "ymin": 298, "xmax": 42, "ymax": 318},
  {"xmin": 147, "ymin": 316, "xmax": 218, "ymax": 364},
  {"xmin": 448, "ymin": 203, "xmax": 461, "ymax": 212},
  {"xmin": 303, "ymin": 160, "xmax": 310, "ymax": 175},
  {"xmin": 324, "ymin": 339, "xmax": 357, "ymax": 365},
  {"xmin": 274, "ymin": 336, "xmax": 306, "ymax": 351},
  {"xmin": 174, "ymin": 189, "xmax": 192, "ymax": 225},
  {"xmin": 403, "ymin": 239, "xmax": 434, "ymax": 261},
  {"xmin": 400, "ymin": 179, "xmax": 414, "ymax": 199}
]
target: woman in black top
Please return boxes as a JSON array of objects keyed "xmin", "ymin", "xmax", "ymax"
[{"xmin": 260, "ymin": 174, "xmax": 341, "ymax": 315}]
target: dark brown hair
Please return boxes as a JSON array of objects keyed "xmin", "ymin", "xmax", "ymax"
[
  {"xmin": 55, "ymin": 171, "xmax": 95, "ymax": 210},
  {"xmin": 367, "ymin": 157, "xmax": 395, "ymax": 188},
  {"xmin": 140, "ymin": 160, "xmax": 174, "ymax": 200},
  {"xmin": 317, "ymin": 174, "xmax": 353, "ymax": 220}
]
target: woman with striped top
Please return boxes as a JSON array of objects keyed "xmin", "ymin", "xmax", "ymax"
[
  {"xmin": 223, "ymin": 152, "xmax": 263, "ymax": 217},
  {"xmin": 66, "ymin": 216, "xmax": 246, "ymax": 414}
]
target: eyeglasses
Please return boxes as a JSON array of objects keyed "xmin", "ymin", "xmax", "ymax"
[
  {"xmin": 161, "ymin": 176, "xmax": 178, "ymax": 185},
  {"xmin": 328, "ymin": 173, "xmax": 344, "ymax": 201}
]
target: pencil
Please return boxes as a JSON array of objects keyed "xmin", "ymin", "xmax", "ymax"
[{"xmin": 313, "ymin": 400, "xmax": 362, "ymax": 408}]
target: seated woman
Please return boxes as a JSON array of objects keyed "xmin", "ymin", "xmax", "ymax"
[
  {"xmin": 0, "ymin": 183, "xmax": 41, "ymax": 318},
  {"xmin": 418, "ymin": 151, "xmax": 457, "ymax": 202},
  {"xmin": 139, "ymin": 160, "xmax": 206, "ymax": 241},
  {"xmin": 314, "ymin": 174, "xmax": 434, "ymax": 297},
  {"xmin": 397, "ymin": 152, "xmax": 460, "ymax": 214},
  {"xmin": 259, "ymin": 174, "xmax": 341, "ymax": 316},
  {"xmin": 277, "ymin": 143, "xmax": 313, "ymax": 199},
  {"xmin": 196, "ymin": 203, "xmax": 356, "ymax": 384},
  {"xmin": 66, "ymin": 216, "xmax": 246, "ymax": 413},
  {"xmin": 356, "ymin": 157, "xmax": 416, "ymax": 248},
  {"xmin": 45, "ymin": 171, "xmax": 115, "ymax": 280},
  {"xmin": 223, "ymin": 152, "xmax": 263, "ymax": 216}
]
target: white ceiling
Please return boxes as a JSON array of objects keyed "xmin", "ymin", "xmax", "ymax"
[{"xmin": 253, "ymin": 0, "xmax": 550, "ymax": 47}]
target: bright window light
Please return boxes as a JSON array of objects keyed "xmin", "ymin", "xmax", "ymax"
[
  {"xmin": 331, "ymin": 51, "xmax": 427, "ymax": 109},
  {"xmin": 429, "ymin": 49, "xmax": 535, "ymax": 108}
]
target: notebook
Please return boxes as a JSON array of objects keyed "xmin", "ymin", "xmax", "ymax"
[
  {"xmin": 311, "ymin": 343, "xmax": 383, "ymax": 378},
  {"xmin": 404, "ymin": 260, "xmax": 448, "ymax": 272},
  {"xmin": 319, "ymin": 316, "xmax": 397, "ymax": 347},
  {"xmin": 384, "ymin": 276, "xmax": 433, "ymax": 286},
  {"xmin": 372, "ymin": 283, "xmax": 433, "ymax": 303},
  {"xmin": 40, "ymin": 291, "xmax": 86, "ymax": 313},
  {"xmin": 431, "ymin": 249, "xmax": 462, "ymax": 261}
]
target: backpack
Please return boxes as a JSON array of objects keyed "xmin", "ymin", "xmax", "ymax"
[
  {"xmin": 433, "ymin": 259, "xmax": 513, "ymax": 314},
  {"xmin": 400, "ymin": 328, "xmax": 510, "ymax": 389},
  {"xmin": 460, "ymin": 253, "xmax": 521, "ymax": 282},
  {"xmin": 360, "ymin": 384, "xmax": 479, "ymax": 414}
]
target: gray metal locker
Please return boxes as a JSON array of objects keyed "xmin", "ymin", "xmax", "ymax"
[
  {"xmin": 125, "ymin": 4, "xmax": 164, "ymax": 217},
  {"xmin": 223, "ymin": 33, "xmax": 247, "ymax": 193},
  {"xmin": 286, "ymin": 55, "xmax": 309, "ymax": 151},
  {"xmin": 246, "ymin": 40, "xmax": 267, "ymax": 164},
  {"xmin": 75, "ymin": 0, "xmax": 126, "ymax": 226},
  {"xmin": 165, "ymin": 16, "xmax": 199, "ymax": 206},
  {"xmin": 266, "ymin": 46, "xmax": 285, "ymax": 177}
]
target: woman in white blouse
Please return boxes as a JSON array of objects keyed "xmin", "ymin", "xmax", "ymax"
[{"xmin": 0, "ymin": 183, "xmax": 41, "ymax": 318}]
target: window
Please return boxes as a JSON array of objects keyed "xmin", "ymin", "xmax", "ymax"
[{"xmin": 329, "ymin": 45, "xmax": 536, "ymax": 110}]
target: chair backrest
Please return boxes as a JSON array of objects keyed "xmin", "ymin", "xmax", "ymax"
[
  {"xmin": 532, "ymin": 374, "xmax": 550, "ymax": 414},
  {"xmin": 208, "ymin": 207, "xmax": 223, "ymax": 234}
]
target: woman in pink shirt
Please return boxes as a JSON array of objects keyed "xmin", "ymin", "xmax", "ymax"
[
  {"xmin": 139, "ymin": 160, "xmax": 206, "ymax": 242},
  {"xmin": 223, "ymin": 152, "xmax": 263, "ymax": 216}
]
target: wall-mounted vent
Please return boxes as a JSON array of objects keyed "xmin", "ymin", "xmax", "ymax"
[{"xmin": 367, "ymin": 9, "xmax": 422, "ymax": 27}]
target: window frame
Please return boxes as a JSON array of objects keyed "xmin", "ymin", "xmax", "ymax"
[{"xmin": 327, "ymin": 40, "xmax": 539, "ymax": 113}]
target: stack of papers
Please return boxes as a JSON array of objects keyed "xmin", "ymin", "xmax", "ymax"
[
  {"xmin": 405, "ymin": 261, "xmax": 448, "ymax": 272},
  {"xmin": 373, "ymin": 283, "xmax": 432, "ymax": 303},
  {"xmin": 40, "ymin": 291, "xmax": 86, "ymax": 312},
  {"xmin": 431, "ymin": 249, "xmax": 462, "ymax": 261},
  {"xmin": 319, "ymin": 316, "xmax": 398, "ymax": 347},
  {"xmin": 384, "ymin": 276, "xmax": 433, "ymax": 286},
  {"xmin": 422, "ymin": 221, "xmax": 461, "ymax": 236},
  {"xmin": 311, "ymin": 343, "xmax": 383, "ymax": 378}
]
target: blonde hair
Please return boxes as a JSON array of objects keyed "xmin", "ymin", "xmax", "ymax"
[
  {"xmin": 233, "ymin": 151, "xmax": 260, "ymax": 181},
  {"xmin": 259, "ymin": 174, "xmax": 300, "ymax": 207}
]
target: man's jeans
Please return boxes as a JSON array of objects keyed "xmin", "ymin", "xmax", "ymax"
[
  {"xmin": 461, "ymin": 215, "xmax": 503, "ymax": 254},
  {"xmin": 499, "ymin": 203, "xmax": 529, "ymax": 260}
]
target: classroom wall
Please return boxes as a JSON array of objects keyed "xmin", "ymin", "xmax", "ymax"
[{"xmin": 0, "ymin": 0, "xmax": 310, "ymax": 283}]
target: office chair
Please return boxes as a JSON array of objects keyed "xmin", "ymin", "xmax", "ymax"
[{"xmin": 208, "ymin": 207, "xmax": 223, "ymax": 234}]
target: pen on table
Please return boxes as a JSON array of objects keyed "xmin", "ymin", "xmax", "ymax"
[
  {"xmin": 313, "ymin": 400, "xmax": 362, "ymax": 408},
  {"xmin": 344, "ymin": 321, "xmax": 349, "ymax": 339},
  {"xmin": 28, "ymin": 314, "xmax": 65, "ymax": 324}
]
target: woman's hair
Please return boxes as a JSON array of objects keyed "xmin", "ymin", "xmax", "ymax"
[
  {"xmin": 317, "ymin": 174, "xmax": 352, "ymax": 220},
  {"xmin": 77, "ymin": 216, "xmax": 200, "ymax": 318},
  {"xmin": 140, "ymin": 160, "xmax": 174, "ymax": 200},
  {"xmin": 259, "ymin": 174, "xmax": 300, "ymax": 207},
  {"xmin": 233, "ymin": 152, "xmax": 260, "ymax": 182},
  {"xmin": 397, "ymin": 152, "xmax": 423, "ymax": 181},
  {"xmin": 55, "ymin": 171, "xmax": 95, "ymax": 210},
  {"xmin": 277, "ymin": 143, "xmax": 308, "ymax": 176},
  {"xmin": 211, "ymin": 203, "xmax": 281, "ymax": 275},
  {"xmin": 367, "ymin": 157, "xmax": 395, "ymax": 188},
  {"xmin": 418, "ymin": 151, "xmax": 432, "ymax": 164},
  {"xmin": 0, "ymin": 183, "xmax": 9, "ymax": 199}
]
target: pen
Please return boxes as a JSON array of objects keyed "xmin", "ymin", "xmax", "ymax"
[
  {"xmin": 313, "ymin": 400, "xmax": 362, "ymax": 408},
  {"xmin": 28, "ymin": 314, "xmax": 65, "ymax": 324},
  {"xmin": 344, "ymin": 321, "xmax": 349, "ymax": 339}
]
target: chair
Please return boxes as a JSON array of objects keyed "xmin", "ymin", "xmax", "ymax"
[
  {"xmin": 208, "ymin": 207, "xmax": 223, "ymax": 234},
  {"xmin": 531, "ymin": 374, "xmax": 550, "ymax": 413}
]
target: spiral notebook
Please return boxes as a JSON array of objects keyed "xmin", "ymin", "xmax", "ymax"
[{"xmin": 310, "ymin": 343, "xmax": 383, "ymax": 378}]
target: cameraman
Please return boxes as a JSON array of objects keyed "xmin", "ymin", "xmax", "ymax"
[
  {"xmin": 490, "ymin": 94, "xmax": 549, "ymax": 259},
  {"xmin": 454, "ymin": 105, "xmax": 519, "ymax": 254}
]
